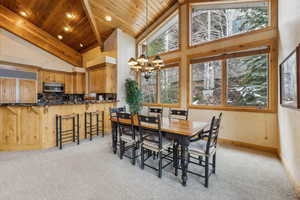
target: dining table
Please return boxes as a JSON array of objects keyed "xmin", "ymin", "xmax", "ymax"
[{"xmin": 110, "ymin": 116, "xmax": 208, "ymax": 186}]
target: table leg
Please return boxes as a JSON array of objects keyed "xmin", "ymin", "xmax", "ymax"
[
  {"xmin": 181, "ymin": 144, "xmax": 189, "ymax": 186},
  {"xmin": 112, "ymin": 121, "xmax": 117, "ymax": 154}
]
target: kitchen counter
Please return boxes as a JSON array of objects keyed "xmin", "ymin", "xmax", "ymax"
[
  {"xmin": 0, "ymin": 101, "xmax": 117, "ymax": 151},
  {"xmin": 0, "ymin": 100, "xmax": 118, "ymax": 107}
]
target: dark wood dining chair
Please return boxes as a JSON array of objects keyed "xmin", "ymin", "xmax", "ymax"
[
  {"xmin": 148, "ymin": 107, "xmax": 163, "ymax": 117},
  {"xmin": 187, "ymin": 113, "xmax": 222, "ymax": 187},
  {"xmin": 117, "ymin": 112, "xmax": 138, "ymax": 165},
  {"xmin": 168, "ymin": 108, "xmax": 189, "ymax": 120},
  {"xmin": 138, "ymin": 114, "xmax": 173, "ymax": 178},
  {"xmin": 109, "ymin": 106, "xmax": 126, "ymax": 120}
]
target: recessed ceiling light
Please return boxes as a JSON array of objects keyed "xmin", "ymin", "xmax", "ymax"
[
  {"xmin": 105, "ymin": 15, "xmax": 112, "ymax": 22},
  {"xmin": 64, "ymin": 26, "xmax": 71, "ymax": 32},
  {"xmin": 19, "ymin": 11, "xmax": 27, "ymax": 17},
  {"xmin": 57, "ymin": 35, "xmax": 63, "ymax": 40},
  {"xmin": 80, "ymin": 43, "xmax": 84, "ymax": 48},
  {"xmin": 66, "ymin": 12, "xmax": 75, "ymax": 19}
]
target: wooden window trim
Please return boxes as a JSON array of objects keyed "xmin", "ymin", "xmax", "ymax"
[
  {"xmin": 187, "ymin": 47, "xmax": 275, "ymax": 113},
  {"xmin": 187, "ymin": 0, "xmax": 273, "ymax": 49},
  {"xmin": 140, "ymin": 58, "xmax": 182, "ymax": 107}
]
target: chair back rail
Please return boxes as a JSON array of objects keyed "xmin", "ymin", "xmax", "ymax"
[
  {"xmin": 117, "ymin": 112, "xmax": 135, "ymax": 140},
  {"xmin": 206, "ymin": 113, "xmax": 222, "ymax": 154},
  {"xmin": 138, "ymin": 115, "xmax": 162, "ymax": 148},
  {"xmin": 168, "ymin": 108, "xmax": 189, "ymax": 120}
]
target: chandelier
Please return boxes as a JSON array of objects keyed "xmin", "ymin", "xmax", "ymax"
[{"xmin": 128, "ymin": 0, "xmax": 164, "ymax": 80}]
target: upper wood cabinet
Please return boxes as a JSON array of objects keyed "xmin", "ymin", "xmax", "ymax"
[
  {"xmin": 64, "ymin": 73, "xmax": 73, "ymax": 94},
  {"xmin": 19, "ymin": 80, "xmax": 37, "ymax": 103},
  {"xmin": 73, "ymin": 72, "xmax": 85, "ymax": 94},
  {"xmin": 88, "ymin": 63, "xmax": 116, "ymax": 93},
  {"xmin": 0, "ymin": 78, "xmax": 16, "ymax": 103}
]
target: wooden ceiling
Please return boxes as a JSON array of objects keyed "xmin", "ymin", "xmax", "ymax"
[
  {"xmin": 87, "ymin": 0, "xmax": 177, "ymax": 39},
  {"xmin": 0, "ymin": 0, "xmax": 178, "ymax": 55},
  {"xmin": 0, "ymin": 0, "xmax": 97, "ymax": 52}
]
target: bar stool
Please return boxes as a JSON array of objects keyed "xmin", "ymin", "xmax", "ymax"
[
  {"xmin": 85, "ymin": 110, "xmax": 105, "ymax": 140},
  {"xmin": 56, "ymin": 113, "xmax": 80, "ymax": 150}
]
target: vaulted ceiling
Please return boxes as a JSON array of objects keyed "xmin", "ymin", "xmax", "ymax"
[
  {"xmin": 0, "ymin": 0, "xmax": 178, "ymax": 55},
  {"xmin": 0, "ymin": 0, "xmax": 97, "ymax": 52}
]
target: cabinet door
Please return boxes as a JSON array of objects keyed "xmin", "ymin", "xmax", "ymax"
[
  {"xmin": 43, "ymin": 71, "xmax": 55, "ymax": 82},
  {"xmin": 105, "ymin": 65, "xmax": 117, "ymax": 93},
  {"xmin": 64, "ymin": 73, "xmax": 73, "ymax": 94},
  {"xmin": 0, "ymin": 78, "xmax": 16, "ymax": 103},
  {"xmin": 77, "ymin": 73, "xmax": 85, "ymax": 94},
  {"xmin": 19, "ymin": 79, "xmax": 37, "ymax": 103},
  {"xmin": 55, "ymin": 72, "xmax": 65, "ymax": 84},
  {"xmin": 89, "ymin": 68, "xmax": 105, "ymax": 93}
]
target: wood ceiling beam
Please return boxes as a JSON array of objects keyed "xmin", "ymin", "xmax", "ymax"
[
  {"xmin": 81, "ymin": 0, "xmax": 103, "ymax": 49},
  {"xmin": 0, "ymin": 5, "xmax": 82, "ymax": 67},
  {"xmin": 178, "ymin": 0, "xmax": 186, "ymax": 4}
]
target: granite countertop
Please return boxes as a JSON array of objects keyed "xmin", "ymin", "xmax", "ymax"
[{"xmin": 0, "ymin": 100, "xmax": 118, "ymax": 107}]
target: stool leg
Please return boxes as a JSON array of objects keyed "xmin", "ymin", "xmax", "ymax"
[
  {"xmin": 84, "ymin": 112, "xmax": 87, "ymax": 139},
  {"xmin": 96, "ymin": 113, "xmax": 99, "ymax": 136},
  {"xmin": 158, "ymin": 151, "xmax": 162, "ymax": 178},
  {"xmin": 77, "ymin": 114, "xmax": 80, "ymax": 145},
  {"xmin": 59, "ymin": 116, "xmax": 62, "ymax": 150},
  {"xmin": 102, "ymin": 111, "xmax": 105, "ymax": 137},
  {"xmin": 90, "ymin": 113, "xmax": 92, "ymax": 141}
]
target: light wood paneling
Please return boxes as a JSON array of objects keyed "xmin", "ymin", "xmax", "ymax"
[
  {"xmin": 0, "ymin": 78, "xmax": 16, "ymax": 103},
  {"xmin": 73, "ymin": 72, "xmax": 85, "ymax": 94},
  {"xmin": 88, "ymin": 0, "xmax": 177, "ymax": 39},
  {"xmin": 19, "ymin": 79, "xmax": 37, "ymax": 103},
  {"xmin": 0, "ymin": 5, "xmax": 82, "ymax": 67},
  {"xmin": 0, "ymin": 0, "xmax": 97, "ymax": 52}
]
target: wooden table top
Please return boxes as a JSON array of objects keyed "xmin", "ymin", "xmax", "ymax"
[{"xmin": 111, "ymin": 117, "xmax": 208, "ymax": 137}]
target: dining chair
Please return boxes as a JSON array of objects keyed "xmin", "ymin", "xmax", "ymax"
[
  {"xmin": 148, "ymin": 107, "xmax": 163, "ymax": 117},
  {"xmin": 117, "ymin": 112, "xmax": 139, "ymax": 165},
  {"xmin": 138, "ymin": 114, "xmax": 173, "ymax": 178},
  {"xmin": 109, "ymin": 106, "xmax": 126, "ymax": 120},
  {"xmin": 168, "ymin": 108, "xmax": 189, "ymax": 120},
  {"xmin": 187, "ymin": 113, "xmax": 222, "ymax": 187}
]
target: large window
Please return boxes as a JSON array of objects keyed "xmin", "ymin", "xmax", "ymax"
[
  {"xmin": 160, "ymin": 67, "xmax": 179, "ymax": 104},
  {"xmin": 190, "ymin": 1, "xmax": 269, "ymax": 46},
  {"xmin": 141, "ymin": 72, "xmax": 157, "ymax": 103},
  {"xmin": 191, "ymin": 61, "xmax": 222, "ymax": 105},
  {"xmin": 140, "ymin": 64, "xmax": 180, "ymax": 106},
  {"xmin": 138, "ymin": 12, "xmax": 179, "ymax": 57},
  {"xmin": 190, "ymin": 50, "xmax": 269, "ymax": 109}
]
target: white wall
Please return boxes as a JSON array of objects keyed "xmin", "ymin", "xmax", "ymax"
[
  {"xmin": 116, "ymin": 29, "xmax": 136, "ymax": 106},
  {"xmin": 278, "ymin": 0, "xmax": 300, "ymax": 195},
  {"xmin": 0, "ymin": 28, "xmax": 84, "ymax": 72}
]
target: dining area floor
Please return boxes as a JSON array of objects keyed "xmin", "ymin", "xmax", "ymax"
[{"xmin": 0, "ymin": 137, "xmax": 297, "ymax": 200}]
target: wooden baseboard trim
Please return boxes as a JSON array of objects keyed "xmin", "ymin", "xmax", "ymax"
[
  {"xmin": 218, "ymin": 138, "xmax": 278, "ymax": 154},
  {"xmin": 278, "ymin": 154, "xmax": 300, "ymax": 198}
]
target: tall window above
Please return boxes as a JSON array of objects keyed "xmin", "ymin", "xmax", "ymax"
[
  {"xmin": 190, "ymin": 1, "xmax": 270, "ymax": 46},
  {"xmin": 139, "ymin": 12, "xmax": 179, "ymax": 57},
  {"xmin": 160, "ymin": 66, "xmax": 180, "ymax": 104}
]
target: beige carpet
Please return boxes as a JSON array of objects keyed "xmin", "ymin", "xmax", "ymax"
[{"xmin": 0, "ymin": 137, "xmax": 298, "ymax": 200}]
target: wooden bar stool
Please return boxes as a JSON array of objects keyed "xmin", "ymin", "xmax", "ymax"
[
  {"xmin": 56, "ymin": 113, "xmax": 80, "ymax": 150},
  {"xmin": 85, "ymin": 110, "xmax": 105, "ymax": 140}
]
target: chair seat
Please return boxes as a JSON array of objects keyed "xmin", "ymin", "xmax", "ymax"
[
  {"xmin": 188, "ymin": 140, "xmax": 216, "ymax": 157},
  {"xmin": 120, "ymin": 135, "xmax": 138, "ymax": 144},
  {"xmin": 142, "ymin": 138, "xmax": 172, "ymax": 152}
]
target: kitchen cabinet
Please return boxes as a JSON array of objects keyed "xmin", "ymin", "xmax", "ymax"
[
  {"xmin": 88, "ymin": 63, "xmax": 116, "ymax": 93},
  {"xmin": 73, "ymin": 72, "xmax": 85, "ymax": 94},
  {"xmin": 0, "ymin": 78, "xmax": 16, "ymax": 103},
  {"xmin": 64, "ymin": 73, "xmax": 73, "ymax": 94},
  {"xmin": 19, "ymin": 79, "xmax": 37, "ymax": 103}
]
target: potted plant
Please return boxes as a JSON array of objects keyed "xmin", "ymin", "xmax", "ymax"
[{"xmin": 125, "ymin": 78, "xmax": 143, "ymax": 115}]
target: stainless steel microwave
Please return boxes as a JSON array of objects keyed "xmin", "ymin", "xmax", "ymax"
[{"xmin": 43, "ymin": 82, "xmax": 64, "ymax": 93}]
